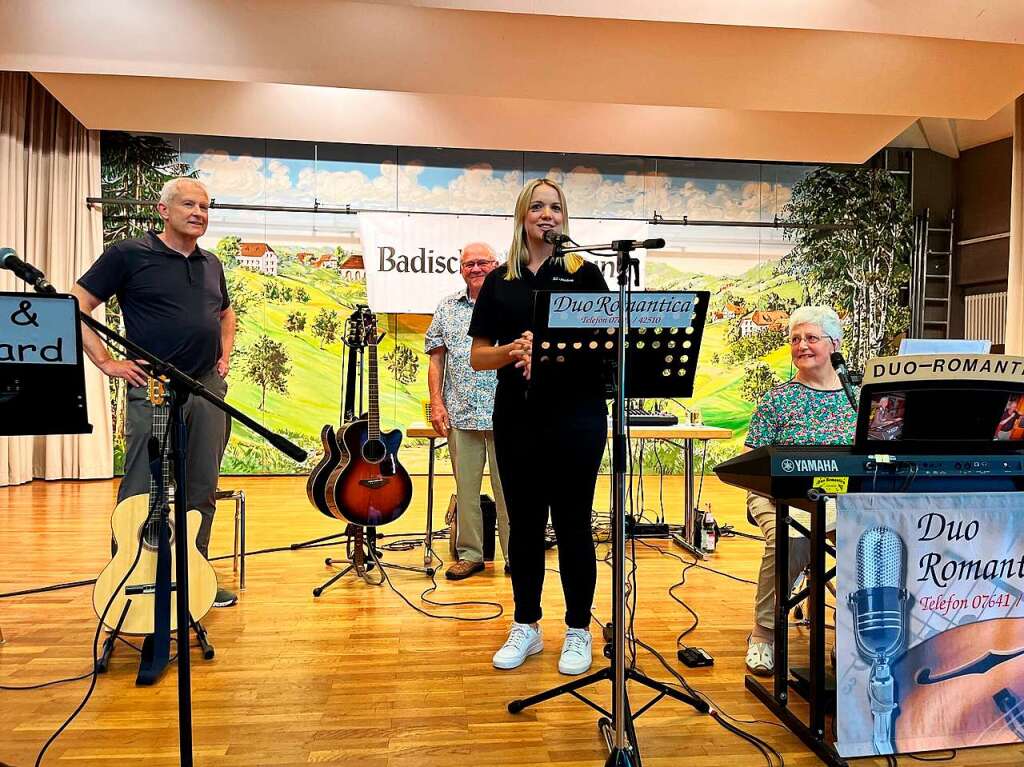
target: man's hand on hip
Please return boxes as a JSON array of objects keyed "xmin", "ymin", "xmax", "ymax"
[{"xmin": 99, "ymin": 358, "xmax": 149, "ymax": 387}]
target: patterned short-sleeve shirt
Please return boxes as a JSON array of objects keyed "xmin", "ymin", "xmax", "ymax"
[
  {"xmin": 424, "ymin": 288, "xmax": 497, "ymax": 430},
  {"xmin": 745, "ymin": 379, "xmax": 857, "ymax": 448}
]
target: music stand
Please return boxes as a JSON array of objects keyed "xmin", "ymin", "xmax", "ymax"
[
  {"xmin": 0, "ymin": 292, "xmax": 92, "ymax": 434},
  {"xmin": 509, "ymin": 281, "xmax": 711, "ymax": 766}
]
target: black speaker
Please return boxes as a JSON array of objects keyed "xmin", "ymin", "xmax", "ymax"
[
  {"xmin": 481, "ymin": 494, "xmax": 497, "ymax": 561},
  {"xmin": 447, "ymin": 494, "xmax": 498, "ymax": 561}
]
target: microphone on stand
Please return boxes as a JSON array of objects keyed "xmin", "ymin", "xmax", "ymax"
[
  {"xmin": 542, "ymin": 230, "xmax": 571, "ymax": 255},
  {"xmin": 848, "ymin": 526, "xmax": 907, "ymax": 754},
  {"xmin": 830, "ymin": 351, "xmax": 859, "ymax": 413},
  {"xmin": 1, "ymin": 248, "xmax": 56, "ymax": 293}
]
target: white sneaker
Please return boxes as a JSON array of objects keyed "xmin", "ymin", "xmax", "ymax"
[
  {"xmin": 558, "ymin": 628, "xmax": 593, "ymax": 675},
  {"xmin": 493, "ymin": 622, "xmax": 543, "ymax": 670},
  {"xmin": 745, "ymin": 640, "xmax": 774, "ymax": 676}
]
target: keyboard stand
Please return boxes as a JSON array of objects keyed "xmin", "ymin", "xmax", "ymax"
[{"xmin": 744, "ymin": 494, "xmax": 847, "ymax": 767}]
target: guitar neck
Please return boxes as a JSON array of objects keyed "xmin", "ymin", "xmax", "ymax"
[
  {"xmin": 149, "ymin": 402, "xmax": 170, "ymax": 518},
  {"xmin": 368, "ymin": 341, "xmax": 380, "ymax": 440},
  {"xmin": 342, "ymin": 343, "xmax": 358, "ymax": 424}
]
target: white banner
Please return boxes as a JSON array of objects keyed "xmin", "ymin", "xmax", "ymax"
[
  {"xmin": 836, "ymin": 492, "xmax": 1024, "ymax": 757},
  {"xmin": 358, "ymin": 212, "xmax": 648, "ymax": 313}
]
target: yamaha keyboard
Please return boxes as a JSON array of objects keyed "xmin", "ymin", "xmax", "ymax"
[{"xmin": 715, "ymin": 445, "xmax": 1024, "ymax": 505}]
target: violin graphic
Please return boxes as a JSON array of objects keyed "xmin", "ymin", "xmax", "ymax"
[{"xmin": 895, "ymin": 617, "xmax": 1024, "ymax": 750}]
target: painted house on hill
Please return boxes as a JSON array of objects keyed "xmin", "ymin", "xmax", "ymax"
[
  {"xmin": 238, "ymin": 243, "xmax": 279, "ymax": 276},
  {"xmin": 307, "ymin": 254, "xmax": 336, "ymax": 269},
  {"xmin": 713, "ymin": 302, "xmax": 745, "ymax": 323},
  {"xmin": 739, "ymin": 309, "xmax": 789, "ymax": 337},
  {"xmin": 296, "ymin": 252, "xmax": 314, "ymax": 265},
  {"xmin": 722, "ymin": 303, "xmax": 744, "ymax": 320},
  {"xmin": 338, "ymin": 254, "xmax": 365, "ymax": 282}
]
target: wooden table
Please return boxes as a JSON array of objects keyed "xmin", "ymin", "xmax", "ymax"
[{"xmin": 406, "ymin": 420, "xmax": 732, "ymax": 562}]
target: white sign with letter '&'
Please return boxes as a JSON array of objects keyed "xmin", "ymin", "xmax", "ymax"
[
  {"xmin": 358, "ymin": 212, "xmax": 648, "ymax": 313},
  {"xmin": 0, "ymin": 293, "xmax": 78, "ymax": 365}
]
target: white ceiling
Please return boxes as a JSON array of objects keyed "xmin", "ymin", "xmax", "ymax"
[{"xmin": 3, "ymin": 0, "xmax": 1022, "ymax": 162}]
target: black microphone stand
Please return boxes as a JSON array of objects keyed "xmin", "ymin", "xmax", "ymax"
[
  {"xmin": 830, "ymin": 352, "xmax": 859, "ymax": 413},
  {"xmin": 24, "ymin": 278, "xmax": 306, "ymax": 767},
  {"xmin": 506, "ymin": 238, "xmax": 708, "ymax": 766}
]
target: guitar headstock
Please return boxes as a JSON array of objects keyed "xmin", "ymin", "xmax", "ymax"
[
  {"xmin": 147, "ymin": 376, "xmax": 169, "ymax": 406},
  {"xmin": 345, "ymin": 310, "xmax": 365, "ymax": 349},
  {"xmin": 359, "ymin": 307, "xmax": 382, "ymax": 346}
]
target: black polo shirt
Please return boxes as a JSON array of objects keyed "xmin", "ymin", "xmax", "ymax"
[
  {"xmin": 469, "ymin": 258, "xmax": 608, "ymax": 414},
  {"xmin": 78, "ymin": 231, "xmax": 230, "ymax": 377}
]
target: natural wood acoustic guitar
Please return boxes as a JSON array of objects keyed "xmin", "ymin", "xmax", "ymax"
[{"xmin": 92, "ymin": 377, "xmax": 218, "ymax": 634}]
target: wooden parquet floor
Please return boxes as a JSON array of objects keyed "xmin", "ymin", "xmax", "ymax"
[{"xmin": 2, "ymin": 475, "xmax": 1023, "ymax": 766}]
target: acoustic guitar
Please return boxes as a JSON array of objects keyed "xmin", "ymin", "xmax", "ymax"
[
  {"xmin": 325, "ymin": 311, "xmax": 413, "ymax": 527},
  {"xmin": 306, "ymin": 309, "xmax": 365, "ymax": 517},
  {"xmin": 92, "ymin": 377, "xmax": 218, "ymax": 634}
]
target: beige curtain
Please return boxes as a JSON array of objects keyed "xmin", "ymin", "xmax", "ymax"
[
  {"xmin": 1007, "ymin": 94, "xmax": 1024, "ymax": 355},
  {"xmin": 0, "ymin": 72, "xmax": 112, "ymax": 485}
]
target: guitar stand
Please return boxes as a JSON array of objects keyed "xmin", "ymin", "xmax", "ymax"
[
  {"xmin": 97, "ymin": 600, "xmax": 215, "ymax": 677},
  {"xmin": 312, "ymin": 525, "xmax": 435, "ymax": 597}
]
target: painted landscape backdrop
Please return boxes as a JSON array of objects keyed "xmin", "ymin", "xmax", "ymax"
[{"xmin": 101, "ymin": 134, "xmax": 910, "ymax": 475}]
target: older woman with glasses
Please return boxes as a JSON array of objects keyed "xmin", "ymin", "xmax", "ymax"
[{"xmin": 743, "ymin": 305, "xmax": 857, "ymax": 676}]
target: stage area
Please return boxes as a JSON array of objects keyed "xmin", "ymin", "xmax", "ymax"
[{"xmin": 3, "ymin": 475, "xmax": 1022, "ymax": 766}]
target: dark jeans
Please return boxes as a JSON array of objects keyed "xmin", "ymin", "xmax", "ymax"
[
  {"xmin": 493, "ymin": 403, "xmax": 605, "ymax": 629},
  {"xmin": 118, "ymin": 368, "xmax": 229, "ymax": 559}
]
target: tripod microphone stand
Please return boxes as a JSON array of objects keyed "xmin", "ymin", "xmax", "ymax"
[
  {"xmin": 506, "ymin": 240, "xmax": 710, "ymax": 765},
  {"xmin": 9, "ymin": 269, "xmax": 307, "ymax": 767}
]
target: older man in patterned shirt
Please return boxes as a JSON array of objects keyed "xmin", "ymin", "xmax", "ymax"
[{"xmin": 425, "ymin": 242, "xmax": 510, "ymax": 580}]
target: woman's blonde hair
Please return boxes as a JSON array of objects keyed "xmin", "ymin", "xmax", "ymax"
[{"xmin": 505, "ymin": 178, "xmax": 584, "ymax": 280}]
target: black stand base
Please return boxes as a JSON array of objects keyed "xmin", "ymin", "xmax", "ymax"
[
  {"xmin": 98, "ymin": 615, "xmax": 215, "ymax": 680},
  {"xmin": 745, "ymin": 675, "xmax": 847, "ymax": 767},
  {"xmin": 312, "ymin": 528, "xmax": 435, "ymax": 597},
  {"xmin": 508, "ymin": 662, "xmax": 708, "ymax": 764},
  {"xmin": 603, "ymin": 746, "xmax": 637, "ymax": 767}
]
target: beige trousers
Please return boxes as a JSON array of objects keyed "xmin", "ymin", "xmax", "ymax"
[
  {"xmin": 748, "ymin": 491, "xmax": 836, "ymax": 632},
  {"xmin": 448, "ymin": 428, "xmax": 510, "ymax": 564}
]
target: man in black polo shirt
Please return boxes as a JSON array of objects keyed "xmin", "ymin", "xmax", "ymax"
[{"xmin": 71, "ymin": 177, "xmax": 238, "ymax": 607}]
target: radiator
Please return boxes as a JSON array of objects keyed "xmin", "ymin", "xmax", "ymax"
[{"xmin": 964, "ymin": 291, "xmax": 1007, "ymax": 345}]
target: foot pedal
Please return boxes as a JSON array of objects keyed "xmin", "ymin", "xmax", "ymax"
[{"xmin": 677, "ymin": 647, "xmax": 714, "ymax": 667}]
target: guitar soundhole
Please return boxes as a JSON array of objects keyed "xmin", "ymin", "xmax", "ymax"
[
  {"xmin": 140, "ymin": 517, "xmax": 174, "ymax": 551},
  {"xmin": 362, "ymin": 439, "xmax": 387, "ymax": 464}
]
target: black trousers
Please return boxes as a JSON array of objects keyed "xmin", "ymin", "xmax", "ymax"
[{"xmin": 493, "ymin": 403, "xmax": 605, "ymax": 629}]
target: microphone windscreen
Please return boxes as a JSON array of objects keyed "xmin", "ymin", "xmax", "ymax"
[
  {"xmin": 830, "ymin": 351, "xmax": 846, "ymax": 369},
  {"xmin": 642, "ymin": 238, "xmax": 666, "ymax": 249},
  {"xmin": 856, "ymin": 526, "xmax": 904, "ymax": 590}
]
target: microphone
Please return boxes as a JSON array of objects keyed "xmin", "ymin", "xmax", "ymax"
[
  {"xmin": 542, "ymin": 230, "xmax": 571, "ymax": 245},
  {"xmin": 849, "ymin": 526, "xmax": 907, "ymax": 754},
  {"xmin": 830, "ymin": 351, "xmax": 858, "ymax": 413},
  {"xmin": 1, "ymin": 248, "xmax": 56, "ymax": 293},
  {"xmin": 851, "ymin": 526, "xmax": 907, "ymax": 659}
]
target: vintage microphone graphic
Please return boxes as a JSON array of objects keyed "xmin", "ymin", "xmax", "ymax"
[{"xmin": 848, "ymin": 526, "xmax": 908, "ymax": 754}]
